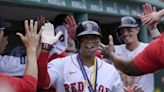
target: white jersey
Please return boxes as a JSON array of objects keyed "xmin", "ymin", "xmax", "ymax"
[
  {"xmin": 48, "ymin": 54, "xmax": 124, "ymax": 92},
  {"xmin": 115, "ymin": 42, "xmax": 154, "ymax": 92},
  {"xmin": 0, "ymin": 55, "xmax": 26, "ymax": 76}
]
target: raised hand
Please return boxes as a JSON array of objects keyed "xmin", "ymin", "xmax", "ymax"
[
  {"xmin": 143, "ymin": 3, "xmax": 156, "ymax": 15},
  {"xmin": 16, "ymin": 20, "xmax": 41, "ymax": 50},
  {"xmin": 142, "ymin": 12, "xmax": 161, "ymax": 27},
  {"xmin": 140, "ymin": 3, "xmax": 160, "ymax": 38},
  {"xmin": 141, "ymin": 3, "xmax": 157, "ymax": 29},
  {"xmin": 41, "ymin": 23, "xmax": 63, "ymax": 45},
  {"xmin": 36, "ymin": 16, "xmax": 46, "ymax": 56},
  {"xmin": 64, "ymin": 15, "xmax": 77, "ymax": 39},
  {"xmin": 99, "ymin": 42, "xmax": 109, "ymax": 58},
  {"xmin": 37, "ymin": 16, "xmax": 46, "ymax": 31},
  {"xmin": 140, "ymin": 3, "xmax": 160, "ymax": 27},
  {"xmin": 99, "ymin": 35, "xmax": 115, "ymax": 58}
]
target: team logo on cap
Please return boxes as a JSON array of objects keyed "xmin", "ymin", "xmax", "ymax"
[
  {"xmin": 121, "ymin": 18, "xmax": 128, "ymax": 25},
  {"xmin": 86, "ymin": 23, "xmax": 93, "ymax": 31}
]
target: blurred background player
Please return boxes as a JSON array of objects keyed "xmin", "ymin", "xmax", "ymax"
[
  {"xmin": 114, "ymin": 16, "xmax": 154, "ymax": 92},
  {"xmin": 99, "ymin": 3, "xmax": 161, "ymax": 92},
  {"xmin": 100, "ymin": 4, "xmax": 164, "ymax": 77}
]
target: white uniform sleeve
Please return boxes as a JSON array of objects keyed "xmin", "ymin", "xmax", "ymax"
[
  {"xmin": 48, "ymin": 58, "xmax": 64, "ymax": 87},
  {"xmin": 0, "ymin": 55, "xmax": 26, "ymax": 76},
  {"xmin": 111, "ymin": 70, "xmax": 124, "ymax": 92}
]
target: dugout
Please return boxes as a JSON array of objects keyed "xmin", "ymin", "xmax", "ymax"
[{"xmin": 0, "ymin": 0, "xmax": 164, "ymax": 91}]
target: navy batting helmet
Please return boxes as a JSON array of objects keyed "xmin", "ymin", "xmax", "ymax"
[
  {"xmin": 116, "ymin": 16, "xmax": 138, "ymax": 32},
  {"xmin": 76, "ymin": 20, "xmax": 102, "ymax": 39}
]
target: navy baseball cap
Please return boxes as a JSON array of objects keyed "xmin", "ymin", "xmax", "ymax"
[
  {"xmin": 76, "ymin": 20, "xmax": 102, "ymax": 38},
  {"xmin": 116, "ymin": 16, "xmax": 138, "ymax": 32}
]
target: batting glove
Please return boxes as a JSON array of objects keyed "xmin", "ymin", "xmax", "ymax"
[{"xmin": 41, "ymin": 23, "xmax": 63, "ymax": 45}]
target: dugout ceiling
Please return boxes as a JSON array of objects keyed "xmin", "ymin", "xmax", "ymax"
[{"xmin": 0, "ymin": 0, "xmax": 164, "ymax": 24}]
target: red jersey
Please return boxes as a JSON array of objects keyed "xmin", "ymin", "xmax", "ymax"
[
  {"xmin": 134, "ymin": 33, "xmax": 164, "ymax": 73},
  {"xmin": 0, "ymin": 73, "xmax": 37, "ymax": 92}
]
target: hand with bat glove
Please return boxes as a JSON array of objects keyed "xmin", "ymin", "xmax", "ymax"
[{"xmin": 41, "ymin": 23, "xmax": 63, "ymax": 51}]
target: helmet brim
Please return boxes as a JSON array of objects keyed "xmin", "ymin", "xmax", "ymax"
[
  {"xmin": 76, "ymin": 30, "xmax": 102, "ymax": 37},
  {"xmin": 116, "ymin": 24, "xmax": 138, "ymax": 32}
]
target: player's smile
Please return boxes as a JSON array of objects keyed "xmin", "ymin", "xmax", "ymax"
[
  {"xmin": 82, "ymin": 40, "xmax": 99, "ymax": 52},
  {"xmin": 84, "ymin": 45, "xmax": 96, "ymax": 51},
  {"xmin": 119, "ymin": 27, "xmax": 139, "ymax": 44}
]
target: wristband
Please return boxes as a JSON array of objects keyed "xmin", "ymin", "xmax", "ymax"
[
  {"xmin": 42, "ymin": 43, "xmax": 52, "ymax": 52},
  {"xmin": 149, "ymin": 28, "xmax": 160, "ymax": 38}
]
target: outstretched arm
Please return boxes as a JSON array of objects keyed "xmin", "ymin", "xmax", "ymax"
[
  {"xmin": 37, "ymin": 23, "xmax": 62, "ymax": 88},
  {"xmin": 141, "ymin": 4, "xmax": 164, "ymax": 28},
  {"xmin": 0, "ymin": 19, "xmax": 41, "ymax": 92},
  {"xmin": 140, "ymin": 3, "xmax": 160, "ymax": 38},
  {"xmin": 109, "ymin": 52, "xmax": 144, "ymax": 76},
  {"xmin": 99, "ymin": 35, "xmax": 144, "ymax": 76},
  {"xmin": 17, "ymin": 20, "xmax": 41, "ymax": 79}
]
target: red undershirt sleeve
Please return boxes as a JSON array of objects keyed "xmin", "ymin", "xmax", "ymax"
[
  {"xmin": 0, "ymin": 73, "xmax": 37, "ymax": 92},
  {"xmin": 48, "ymin": 51, "xmax": 67, "ymax": 61},
  {"xmin": 37, "ymin": 50, "xmax": 51, "ymax": 88},
  {"xmin": 133, "ymin": 38, "xmax": 162, "ymax": 73}
]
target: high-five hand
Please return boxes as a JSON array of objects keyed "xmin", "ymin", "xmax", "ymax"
[
  {"xmin": 140, "ymin": 3, "xmax": 160, "ymax": 38},
  {"xmin": 140, "ymin": 3, "xmax": 161, "ymax": 27},
  {"xmin": 64, "ymin": 15, "xmax": 77, "ymax": 39},
  {"xmin": 37, "ymin": 16, "xmax": 46, "ymax": 31},
  {"xmin": 141, "ymin": 3, "xmax": 157, "ymax": 28},
  {"xmin": 41, "ymin": 23, "xmax": 63, "ymax": 45},
  {"xmin": 16, "ymin": 20, "xmax": 41, "ymax": 50}
]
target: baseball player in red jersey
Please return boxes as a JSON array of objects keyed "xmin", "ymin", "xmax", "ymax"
[
  {"xmin": 101, "ymin": 6, "xmax": 164, "ymax": 76},
  {"xmin": 37, "ymin": 20, "xmax": 124, "ymax": 92},
  {"xmin": 0, "ymin": 19, "xmax": 41, "ymax": 92}
]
